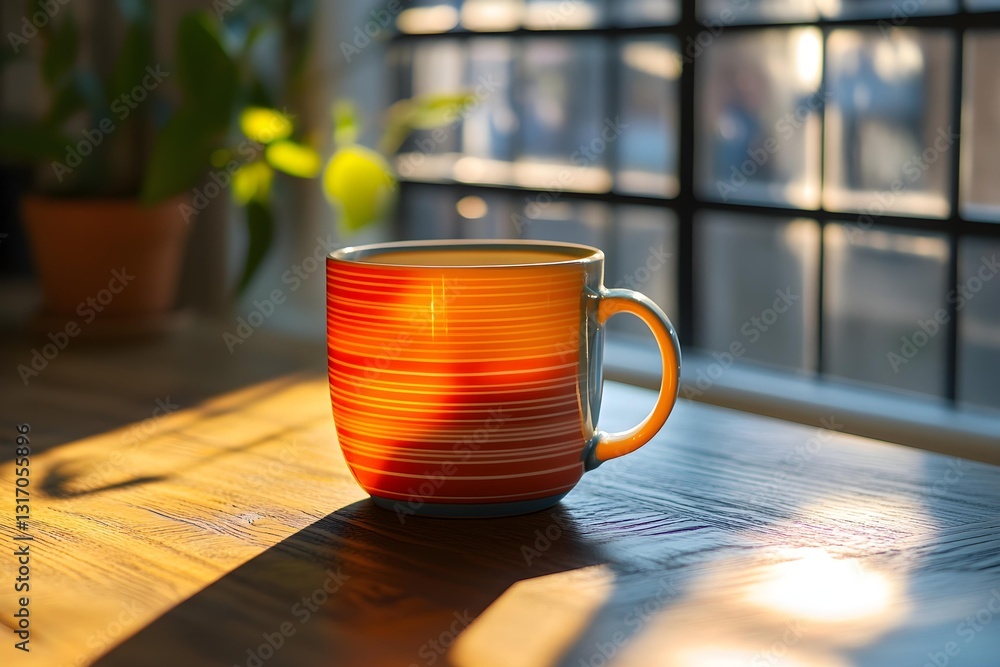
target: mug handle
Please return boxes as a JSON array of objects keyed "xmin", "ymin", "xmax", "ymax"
[{"xmin": 585, "ymin": 288, "xmax": 682, "ymax": 470}]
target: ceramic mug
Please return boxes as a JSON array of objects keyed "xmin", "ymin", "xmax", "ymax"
[{"xmin": 326, "ymin": 240, "xmax": 681, "ymax": 518}]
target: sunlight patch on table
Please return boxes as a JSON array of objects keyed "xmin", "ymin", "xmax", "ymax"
[
  {"xmin": 0, "ymin": 373, "xmax": 356, "ymax": 667},
  {"xmin": 449, "ymin": 565, "xmax": 615, "ymax": 667}
]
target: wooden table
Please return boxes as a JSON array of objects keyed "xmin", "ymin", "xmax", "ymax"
[{"xmin": 2, "ymin": 322, "xmax": 999, "ymax": 667}]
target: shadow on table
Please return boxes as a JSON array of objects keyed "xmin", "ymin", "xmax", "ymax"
[
  {"xmin": 93, "ymin": 498, "xmax": 615, "ymax": 667},
  {"xmin": 87, "ymin": 391, "xmax": 1000, "ymax": 667},
  {"xmin": 0, "ymin": 326, "xmax": 325, "ymax": 464}
]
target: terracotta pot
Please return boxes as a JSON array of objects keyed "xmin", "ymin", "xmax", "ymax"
[{"xmin": 21, "ymin": 196, "xmax": 191, "ymax": 318}]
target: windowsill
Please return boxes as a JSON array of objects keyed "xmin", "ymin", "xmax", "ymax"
[{"xmin": 604, "ymin": 338, "xmax": 1000, "ymax": 466}]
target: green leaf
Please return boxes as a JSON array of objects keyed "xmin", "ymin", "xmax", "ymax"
[
  {"xmin": 332, "ymin": 101, "xmax": 359, "ymax": 148},
  {"xmin": 265, "ymin": 140, "xmax": 320, "ymax": 178},
  {"xmin": 232, "ymin": 160, "xmax": 273, "ymax": 205},
  {"xmin": 322, "ymin": 145, "xmax": 396, "ymax": 232},
  {"xmin": 0, "ymin": 121, "xmax": 68, "ymax": 163},
  {"xmin": 380, "ymin": 92, "xmax": 476, "ymax": 154},
  {"xmin": 403, "ymin": 93, "xmax": 477, "ymax": 130},
  {"xmin": 176, "ymin": 12, "xmax": 239, "ymax": 132},
  {"xmin": 239, "ymin": 107, "xmax": 293, "ymax": 144},
  {"xmin": 41, "ymin": 12, "xmax": 79, "ymax": 86},
  {"xmin": 110, "ymin": 9, "xmax": 154, "ymax": 104},
  {"xmin": 141, "ymin": 110, "xmax": 217, "ymax": 204},
  {"xmin": 237, "ymin": 199, "xmax": 274, "ymax": 293}
]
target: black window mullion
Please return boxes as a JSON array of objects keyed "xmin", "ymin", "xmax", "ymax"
[
  {"xmin": 676, "ymin": 0, "xmax": 697, "ymax": 349},
  {"xmin": 817, "ymin": 26, "xmax": 830, "ymax": 376},
  {"xmin": 946, "ymin": 23, "xmax": 967, "ymax": 402},
  {"xmin": 602, "ymin": 36, "xmax": 620, "ymax": 271}
]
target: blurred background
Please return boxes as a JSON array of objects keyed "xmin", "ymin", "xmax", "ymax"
[{"xmin": 1, "ymin": 0, "xmax": 999, "ymax": 438}]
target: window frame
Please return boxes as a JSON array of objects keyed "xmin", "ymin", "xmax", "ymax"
[{"xmin": 388, "ymin": 1, "xmax": 1000, "ymax": 415}]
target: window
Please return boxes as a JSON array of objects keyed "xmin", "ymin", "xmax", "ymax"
[{"xmin": 388, "ymin": 1, "xmax": 1000, "ymax": 412}]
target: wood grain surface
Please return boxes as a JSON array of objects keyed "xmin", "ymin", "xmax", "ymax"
[{"xmin": 1, "ymin": 324, "xmax": 999, "ymax": 667}]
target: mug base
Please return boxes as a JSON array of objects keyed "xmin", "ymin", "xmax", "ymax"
[{"xmin": 369, "ymin": 492, "xmax": 569, "ymax": 518}]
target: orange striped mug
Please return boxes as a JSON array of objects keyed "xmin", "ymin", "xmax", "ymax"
[{"xmin": 326, "ymin": 240, "xmax": 681, "ymax": 518}]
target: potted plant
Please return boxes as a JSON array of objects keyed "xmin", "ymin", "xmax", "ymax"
[
  {"xmin": 2, "ymin": 0, "xmax": 475, "ymax": 328},
  {"xmin": 0, "ymin": 0, "xmax": 317, "ymax": 331},
  {"xmin": 1, "ymin": 3, "xmax": 178, "ymax": 330}
]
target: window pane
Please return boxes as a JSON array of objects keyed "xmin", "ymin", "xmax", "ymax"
[
  {"xmin": 824, "ymin": 29, "xmax": 955, "ymax": 218},
  {"xmin": 515, "ymin": 199, "xmax": 608, "ymax": 249},
  {"xmin": 961, "ymin": 31, "xmax": 1000, "ymax": 221},
  {"xmin": 396, "ymin": 41, "xmax": 466, "ymax": 181},
  {"xmin": 462, "ymin": 39, "xmax": 517, "ymax": 163},
  {"xmin": 958, "ymin": 237, "xmax": 1000, "ymax": 410},
  {"xmin": 523, "ymin": 0, "xmax": 605, "ymax": 29},
  {"xmin": 699, "ymin": 0, "xmax": 959, "ymax": 20},
  {"xmin": 966, "ymin": 0, "xmax": 1000, "ymax": 10},
  {"xmin": 517, "ymin": 39, "xmax": 610, "ymax": 192},
  {"xmin": 698, "ymin": 0, "xmax": 818, "ymax": 25},
  {"xmin": 618, "ymin": 38, "xmax": 681, "ymax": 198},
  {"xmin": 461, "ymin": 0, "xmax": 524, "ymax": 31},
  {"xmin": 456, "ymin": 193, "xmax": 517, "ymax": 238},
  {"xmin": 696, "ymin": 28, "xmax": 823, "ymax": 208},
  {"xmin": 824, "ymin": 225, "xmax": 949, "ymax": 397},
  {"xmin": 608, "ymin": 206, "xmax": 679, "ymax": 339},
  {"xmin": 401, "ymin": 185, "xmax": 459, "ymax": 240},
  {"xmin": 398, "ymin": 1, "xmax": 461, "ymax": 34},
  {"xmin": 614, "ymin": 0, "xmax": 680, "ymax": 25},
  {"xmin": 825, "ymin": 0, "xmax": 956, "ymax": 18},
  {"xmin": 695, "ymin": 213, "xmax": 820, "ymax": 371}
]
